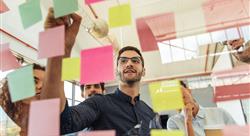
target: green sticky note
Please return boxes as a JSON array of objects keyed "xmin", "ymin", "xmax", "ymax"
[
  {"xmin": 19, "ymin": 0, "xmax": 42, "ymax": 29},
  {"xmin": 108, "ymin": 3, "xmax": 131, "ymax": 28},
  {"xmin": 151, "ymin": 130, "xmax": 184, "ymax": 136},
  {"xmin": 149, "ymin": 80, "xmax": 184, "ymax": 112},
  {"xmin": 7, "ymin": 65, "xmax": 35, "ymax": 102},
  {"xmin": 53, "ymin": 0, "xmax": 78, "ymax": 18},
  {"xmin": 62, "ymin": 58, "xmax": 80, "ymax": 80}
]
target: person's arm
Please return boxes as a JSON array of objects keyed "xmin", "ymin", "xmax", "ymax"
[
  {"xmin": 184, "ymin": 104, "xmax": 195, "ymax": 136},
  {"xmin": 40, "ymin": 8, "xmax": 82, "ymax": 112},
  {"xmin": 60, "ymin": 96, "xmax": 102, "ymax": 134}
]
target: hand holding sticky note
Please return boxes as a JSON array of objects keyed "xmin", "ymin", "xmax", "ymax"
[
  {"xmin": 53, "ymin": 0, "xmax": 78, "ymax": 18},
  {"xmin": 149, "ymin": 80, "xmax": 184, "ymax": 112}
]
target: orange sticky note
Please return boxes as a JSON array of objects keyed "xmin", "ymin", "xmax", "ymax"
[{"xmin": 28, "ymin": 99, "xmax": 60, "ymax": 136}]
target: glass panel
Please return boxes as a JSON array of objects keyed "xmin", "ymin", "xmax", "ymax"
[
  {"xmin": 75, "ymin": 85, "xmax": 85, "ymax": 102},
  {"xmin": 197, "ymin": 33, "xmax": 211, "ymax": 46},
  {"xmin": 211, "ymin": 30, "xmax": 227, "ymax": 42},
  {"xmin": 226, "ymin": 27, "xmax": 239, "ymax": 40},
  {"xmin": 64, "ymin": 81, "xmax": 72, "ymax": 99},
  {"xmin": 158, "ymin": 43, "xmax": 172, "ymax": 64},
  {"xmin": 171, "ymin": 46, "xmax": 185, "ymax": 62}
]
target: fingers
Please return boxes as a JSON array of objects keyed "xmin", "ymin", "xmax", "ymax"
[{"xmin": 69, "ymin": 13, "xmax": 82, "ymax": 31}]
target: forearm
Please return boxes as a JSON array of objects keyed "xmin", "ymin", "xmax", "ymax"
[
  {"xmin": 41, "ymin": 56, "xmax": 66, "ymax": 112},
  {"xmin": 185, "ymin": 121, "xmax": 195, "ymax": 136}
]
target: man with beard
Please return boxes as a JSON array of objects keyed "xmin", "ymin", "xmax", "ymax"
[
  {"xmin": 40, "ymin": 8, "xmax": 156, "ymax": 136},
  {"xmin": 80, "ymin": 83, "xmax": 105, "ymax": 99}
]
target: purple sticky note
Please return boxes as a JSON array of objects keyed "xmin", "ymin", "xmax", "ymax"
[
  {"xmin": 78, "ymin": 130, "xmax": 115, "ymax": 136},
  {"xmin": 38, "ymin": 25, "xmax": 65, "ymax": 59},
  {"xmin": 0, "ymin": 43, "xmax": 20, "ymax": 71},
  {"xmin": 28, "ymin": 99, "xmax": 60, "ymax": 136},
  {"xmin": 85, "ymin": 0, "xmax": 103, "ymax": 5},
  {"xmin": 0, "ymin": 0, "xmax": 9, "ymax": 13},
  {"xmin": 80, "ymin": 45, "xmax": 114, "ymax": 84}
]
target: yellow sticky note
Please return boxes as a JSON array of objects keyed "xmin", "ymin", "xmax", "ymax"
[
  {"xmin": 62, "ymin": 58, "xmax": 80, "ymax": 80},
  {"xmin": 108, "ymin": 3, "xmax": 131, "ymax": 28},
  {"xmin": 149, "ymin": 80, "xmax": 184, "ymax": 112},
  {"xmin": 151, "ymin": 130, "xmax": 184, "ymax": 136}
]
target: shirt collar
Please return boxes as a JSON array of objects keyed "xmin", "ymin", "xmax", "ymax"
[
  {"xmin": 180, "ymin": 105, "xmax": 205, "ymax": 119},
  {"xmin": 196, "ymin": 106, "xmax": 205, "ymax": 119},
  {"xmin": 115, "ymin": 88, "xmax": 140, "ymax": 103}
]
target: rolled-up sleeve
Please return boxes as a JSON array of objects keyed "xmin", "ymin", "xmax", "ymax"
[
  {"xmin": 60, "ymin": 96, "xmax": 102, "ymax": 134},
  {"xmin": 167, "ymin": 117, "xmax": 179, "ymax": 130}
]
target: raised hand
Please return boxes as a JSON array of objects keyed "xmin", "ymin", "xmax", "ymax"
[{"xmin": 44, "ymin": 8, "xmax": 82, "ymax": 56}]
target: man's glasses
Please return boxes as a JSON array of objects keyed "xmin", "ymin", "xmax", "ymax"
[{"xmin": 118, "ymin": 57, "xmax": 142, "ymax": 65}]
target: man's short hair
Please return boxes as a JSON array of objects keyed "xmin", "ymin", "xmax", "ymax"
[
  {"xmin": 180, "ymin": 80, "xmax": 187, "ymax": 88},
  {"xmin": 117, "ymin": 46, "xmax": 144, "ymax": 67},
  {"xmin": 33, "ymin": 63, "xmax": 45, "ymax": 71},
  {"xmin": 80, "ymin": 82, "xmax": 105, "ymax": 92}
]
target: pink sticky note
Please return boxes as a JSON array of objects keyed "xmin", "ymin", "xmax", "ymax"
[
  {"xmin": 38, "ymin": 25, "xmax": 65, "ymax": 59},
  {"xmin": 78, "ymin": 130, "xmax": 115, "ymax": 136},
  {"xmin": 0, "ymin": 0, "xmax": 9, "ymax": 13},
  {"xmin": 80, "ymin": 45, "xmax": 114, "ymax": 84},
  {"xmin": 85, "ymin": 0, "xmax": 103, "ymax": 5},
  {"xmin": 202, "ymin": 0, "xmax": 250, "ymax": 32},
  {"xmin": 136, "ymin": 18, "xmax": 158, "ymax": 52},
  {"xmin": 28, "ymin": 99, "xmax": 60, "ymax": 136},
  {"xmin": 0, "ymin": 43, "xmax": 20, "ymax": 71},
  {"xmin": 223, "ymin": 125, "xmax": 250, "ymax": 136}
]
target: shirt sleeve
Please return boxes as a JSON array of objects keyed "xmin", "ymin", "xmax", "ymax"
[
  {"xmin": 166, "ymin": 117, "xmax": 179, "ymax": 130},
  {"xmin": 221, "ymin": 108, "xmax": 236, "ymax": 125},
  {"xmin": 60, "ymin": 96, "xmax": 103, "ymax": 134}
]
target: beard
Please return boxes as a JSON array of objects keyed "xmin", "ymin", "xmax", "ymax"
[{"xmin": 118, "ymin": 70, "xmax": 143, "ymax": 86}]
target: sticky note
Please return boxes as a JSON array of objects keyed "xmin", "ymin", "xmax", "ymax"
[
  {"xmin": 78, "ymin": 130, "xmax": 115, "ymax": 136},
  {"xmin": 223, "ymin": 125, "xmax": 250, "ymax": 136},
  {"xmin": 136, "ymin": 18, "xmax": 158, "ymax": 52},
  {"xmin": 19, "ymin": 0, "xmax": 42, "ymax": 29},
  {"xmin": 149, "ymin": 80, "xmax": 184, "ymax": 112},
  {"xmin": 38, "ymin": 25, "xmax": 65, "ymax": 59},
  {"xmin": 0, "ymin": 0, "xmax": 9, "ymax": 13},
  {"xmin": 151, "ymin": 130, "xmax": 184, "ymax": 136},
  {"xmin": 108, "ymin": 4, "xmax": 131, "ymax": 28},
  {"xmin": 7, "ymin": 65, "xmax": 35, "ymax": 102},
  {"xmin": 85, "ymin": 0, "xmax": 103, "ymax": 5},
  {"xmin": 62, "ymin": 58, "xmax": 80, "ymax": 80},
  {"xmin": 53, "ymin": 0, "xmax": 78, "ymax": 18},
  {"xmin": 80, "ymin": 45, "xmax": 114, "ymax": 84},
  {"xmin": 28, "ymin": 99, "xmax": 60, "ymax": 136},
  {"xmin": 0, "ymin": 43, "xmax": 20, "ymax": 71}
]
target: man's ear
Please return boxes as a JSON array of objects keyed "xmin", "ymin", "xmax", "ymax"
[{"xmin": 142, "ymin": 68, "xmax": 146, "ymax": 77}]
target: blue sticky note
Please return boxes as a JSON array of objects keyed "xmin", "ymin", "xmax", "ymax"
[
  {"xmin": 7, "ymin": 65, "xmax": 35, "ymax": 102},
  {"xmin": 53, "ymin": 0, "xmax": 78, "ymax": 18},
  {"xmin": 19, "ymin": 0, "xmax": 42, "ymax": 29}
]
